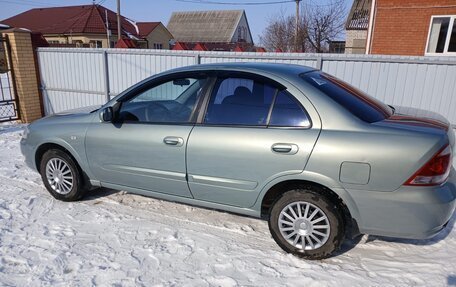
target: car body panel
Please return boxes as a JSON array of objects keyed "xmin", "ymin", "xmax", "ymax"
[
  {"xmin": 305, "ymin": 126, "xmax": 446, "ymax": 192},
  {"xmin": 85, "ymin": 121, "xmax": 194, "ymax": 198},
  {"xmin": 186, "ymin": 126, "xmax": 320, "ymax": 207},
  {"xmin": 346, "ymin": 167, "xmax": 456, "ymax": 238},
  {"xmin": 19, "ymin": 62, "xmax": 456, "ymax": 242},
  {"xmin": 20, "ymin": 112, "xmax": 96, "ymax": 177}
]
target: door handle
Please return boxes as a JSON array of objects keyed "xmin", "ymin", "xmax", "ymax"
[
  {"xmin": 163, "ymin": 136, "xmax": 184, "ymax": 147},
  {"xmin": 272, "ymin": 143, "xmax": 299, "ymax": 155}
]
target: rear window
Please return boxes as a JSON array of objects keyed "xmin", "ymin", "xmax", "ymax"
[{"xmin": 301, "ymin": 71, "xmax": 392, "ymax": 123}]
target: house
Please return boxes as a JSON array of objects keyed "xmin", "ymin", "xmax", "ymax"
[
  {"xmin": 329, "ymin": 41, "xmax": 346, "ymax": 54},
  {"xmin": 136, "ymin": 22, "xmax": 174, "ymax": 49},
  {"xmin": 345, "ymin": 0, "xmax": 371, "ymax": 54},
  {"xmin": 167, "ymin": 10, "xmax": 254, "ymax": 51},
  {"xmin": 347, "ymin": 0, "xmax": 456, "ymax": 56},
  {"xmin": 1, "ymin": 4, "xmax": 173, "ymax": 49},
  {"xmin": 366, "ymin": 0, "xmax": 456, "ymax": 56}
]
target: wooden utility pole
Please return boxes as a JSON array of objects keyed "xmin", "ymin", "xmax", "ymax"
[
  {"xmin": 295, "ymin": 0, "xmax": 302, "ymax": 52},
  {"xmin": 117, "ymin": 0, "xmax": 121, "ymax": 41},
  {"xmin": 105, "ymin": 9, "xmax": 111, "ymax": 48}
]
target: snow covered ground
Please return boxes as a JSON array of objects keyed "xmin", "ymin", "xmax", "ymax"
[{"xmin": 0, "ymin": 123, "xmax": 455, "ymax": 287}]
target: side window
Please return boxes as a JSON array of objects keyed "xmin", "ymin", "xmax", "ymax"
[
  {"xmin": 204, "ymin": 77, "xmax": 276, "ymax": 126},
  {"xmin": 119, "ymin": 77, "xmax": 207, "ymax": 123},
  {"xmin": 269, "ymin": 91, "xmax": 311, "ymax": 127}
]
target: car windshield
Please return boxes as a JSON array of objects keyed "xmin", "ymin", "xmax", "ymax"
[{"xmin": 301, "ymin": 71, "xmax": 393, "ymax": 123}]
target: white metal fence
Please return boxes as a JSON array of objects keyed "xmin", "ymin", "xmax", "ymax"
[{"xmin": 36, "ymin": 48, "xmax": 456, "ymax": 125}]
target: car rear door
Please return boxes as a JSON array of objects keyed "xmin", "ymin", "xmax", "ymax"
[
  {"xmin": 86, "ymin": 73, "xmax": 211, "ymax": 198},
  {"xmin": 186, "ymin": 73, "xmax": 321, "ymax": 208}
]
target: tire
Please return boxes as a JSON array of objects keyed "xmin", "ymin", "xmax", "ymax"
[
  {"xmin": 39, "ymin": 149, "xmax": 86, "ymax": 201},
  {"xmin": 268, "ymin": 187, "xmax": 345, "ymax": 260}
]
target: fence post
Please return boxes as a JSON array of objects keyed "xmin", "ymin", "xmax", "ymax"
[
  {"xmin": 195, "ymin": 53, "xmax": 201, "ymax": 65},
  {"xmin": 316, "ymin": 56, "xmax": 323, "ymax": 70},
  {"xmin": 102, "ymin": 50, "xmax": 110, "ymax": 102}
]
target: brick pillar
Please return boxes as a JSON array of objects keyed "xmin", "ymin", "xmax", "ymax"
[{"xmin": 1, "ymin": 29, "xmax": 42, "ymax": 123}]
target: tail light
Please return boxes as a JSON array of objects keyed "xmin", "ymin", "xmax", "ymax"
[{"xmin": 405, "ymin": 145, "xmax": 452, "ymax": 186}]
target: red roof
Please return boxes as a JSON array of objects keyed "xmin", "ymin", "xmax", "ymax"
[
  {"xmin": 234, "ymin": 44, "xmax": 244, "ymax": 52},
  {"xmin": 256, "ymin": 47, "xmax": 267, "ymax": 53},
  {"xmin": 171, "ymin": 42, "xmax": 256, "ymax": 52},
  {"xmin": 193, "ymin": 43, "xmax": 208, "ymax": 51},
  {"xmin": 172, "ymin": 42, "xmax": 189, "ymax": 51},
  {"xmin": 115, "ymin": 38, "xmax": 136, "ymax": 48},
  {"xmin": 136, "ymin": 22, "xmax": 160, "ymax": 38},
  {"xmin": 1, "ymin": 4, "xmax": 139, "ymax": 37}
]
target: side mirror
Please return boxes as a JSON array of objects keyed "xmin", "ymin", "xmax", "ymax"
[{"xmin": 99, "ymin": 106, "xmax": 114, "ymax": 122}]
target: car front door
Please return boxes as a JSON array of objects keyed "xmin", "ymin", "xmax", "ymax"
[
  {"xmin": 86, "ymin": 74, "xmax": 210, "ymax": 197},
  {"xmin": 186, "ymin": 74, "xmax": 321, "ymax": 208}
]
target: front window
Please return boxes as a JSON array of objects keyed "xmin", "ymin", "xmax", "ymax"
[
  {"xmin": 118, "ymin": 77, "xmax": 207, "ymax": 123},
  {"xmin": 426, "ymin": 16, "xmax": 456, "ymax": 55},
  {"xmin": 301, "ymin": 71, "xmax": 392, "ymax": 123}
]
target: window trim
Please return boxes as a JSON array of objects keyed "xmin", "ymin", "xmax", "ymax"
[
  {"xmin": 425, "ymin": 15, "xmax": 456, "ymax": 56},
  {"xmin": 198, "ymin": 72, "xmax": 312, "ymax": 129}
]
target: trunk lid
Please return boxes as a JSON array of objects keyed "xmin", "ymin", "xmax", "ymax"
[{"xmin": 384, "ymin": 106, "xmax": 455, "ymax": 149}]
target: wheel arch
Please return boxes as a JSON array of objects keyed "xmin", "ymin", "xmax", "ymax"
[
  {"xmin": 258, "ymin": 179, "xmax": 361, "ymax": 237},
  {"xmin": 35, "ymin": 141, "xmax": 94, "ymax": 190}
]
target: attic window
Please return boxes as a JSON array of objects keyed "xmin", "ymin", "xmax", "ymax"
[{"xmin": 426, "ymin": 16, "xmax": 456, "ymax": 55}]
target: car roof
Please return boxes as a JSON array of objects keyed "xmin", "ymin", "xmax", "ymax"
[{"xmin": 166, "ymin": 62, "xmax": 316, "ymax": 78}]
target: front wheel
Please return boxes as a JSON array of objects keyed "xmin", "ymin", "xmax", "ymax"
[
  {"xmin": 40, "ymin": 149, "xmax": 86, "ymax": 201},
  {"xmin": 268, "ymin": 188, "xmax": 345, "ymax": 259}
]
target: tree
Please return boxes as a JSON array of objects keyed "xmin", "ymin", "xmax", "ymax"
[
  {"xmin": 260, "ymin": 1, "xmax": 346, "ymax": 53},
  {"xmin": 259, "ymin": 12, "xmax": 297, "ymax": 52},
  {"xmin": 303, "ymin": 0, "xmax": 346, "ymax": 53}
]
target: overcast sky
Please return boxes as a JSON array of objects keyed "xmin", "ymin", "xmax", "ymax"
[{"xmin": 0, "ymin": 0, "xmax": 351, "ymax": 43}]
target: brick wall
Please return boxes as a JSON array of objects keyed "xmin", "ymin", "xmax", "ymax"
[
  {"xmin": 2, "ymin": 29, "xmax": 42, "ymax": 122},
  {"xmin": 371, "ymin": 0, "xmax": 456, "ymax": 56}
]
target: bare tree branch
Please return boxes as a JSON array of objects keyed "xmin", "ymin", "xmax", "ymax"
[{"xmin": 260, "ymin": 0, "xmax": 346, "ymax": 53}]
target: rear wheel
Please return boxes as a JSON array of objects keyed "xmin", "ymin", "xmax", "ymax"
[
  {"xmin": 268, "ymin": 187, "xmax": 345, "ymax": 259},
  {"xmin": 39, "ymin": 149, "xmax": 86, "ymax": 201}
]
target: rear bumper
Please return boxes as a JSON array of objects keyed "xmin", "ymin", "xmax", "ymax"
[{"xmin": 347, "ymin": 167, "xmax": 456, "ymax": 239}]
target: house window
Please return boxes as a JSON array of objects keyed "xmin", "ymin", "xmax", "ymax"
[
  {"xmin": 153, "ymin": 43, "xmax": 163, "ymax": 49},
  {"xmin": 72, "ymin": 40, "xmax": 83, "ymax": 48},
  {"xmin": 89, "ymin": 40, "xmax": 103, "ymax": 48},
  {"xmin": 237, "ymin": 26, "xmax": 247, "ymax": 42},
  {"xmin": 426, "ymin": 16, "xmax": 456, "ymax": 55}
]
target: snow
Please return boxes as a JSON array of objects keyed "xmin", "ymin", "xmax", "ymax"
[{"xmin": 0, "ymin": 123, "xmax": 455, "ymax": 286}]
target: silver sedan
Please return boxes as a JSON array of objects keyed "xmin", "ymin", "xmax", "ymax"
[{"xmin": 20, "ymin": 63, "xmax": 456, "ymax": 259}]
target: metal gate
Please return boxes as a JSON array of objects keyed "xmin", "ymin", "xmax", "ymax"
[{"xmin": 0, "ymin": 36, "xmax": 20, "ymax": 122}]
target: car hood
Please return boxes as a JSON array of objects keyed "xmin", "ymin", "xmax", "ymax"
[
  {"xmin": 55, "ymin": 105, "xmax": 101, "ymax": 115},
  {"xmin": 29, "ymin": 105, "xmax": 100, "ymax": 127}
]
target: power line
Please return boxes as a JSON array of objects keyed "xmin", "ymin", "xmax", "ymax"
[
  {"xmin": 174, "ymin": 0, "xmax": 295, "ymax": 5},
  {"xmin": 174, "ymin": 0, "xmax": 345, "ymax": 7},
  {"xmin": 0, "ymin": 0, "xmax": 107, "ymax": 7},
  {"xmin": 0, "ymin": 0, "xmax": 53, "ymax": 7}
]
